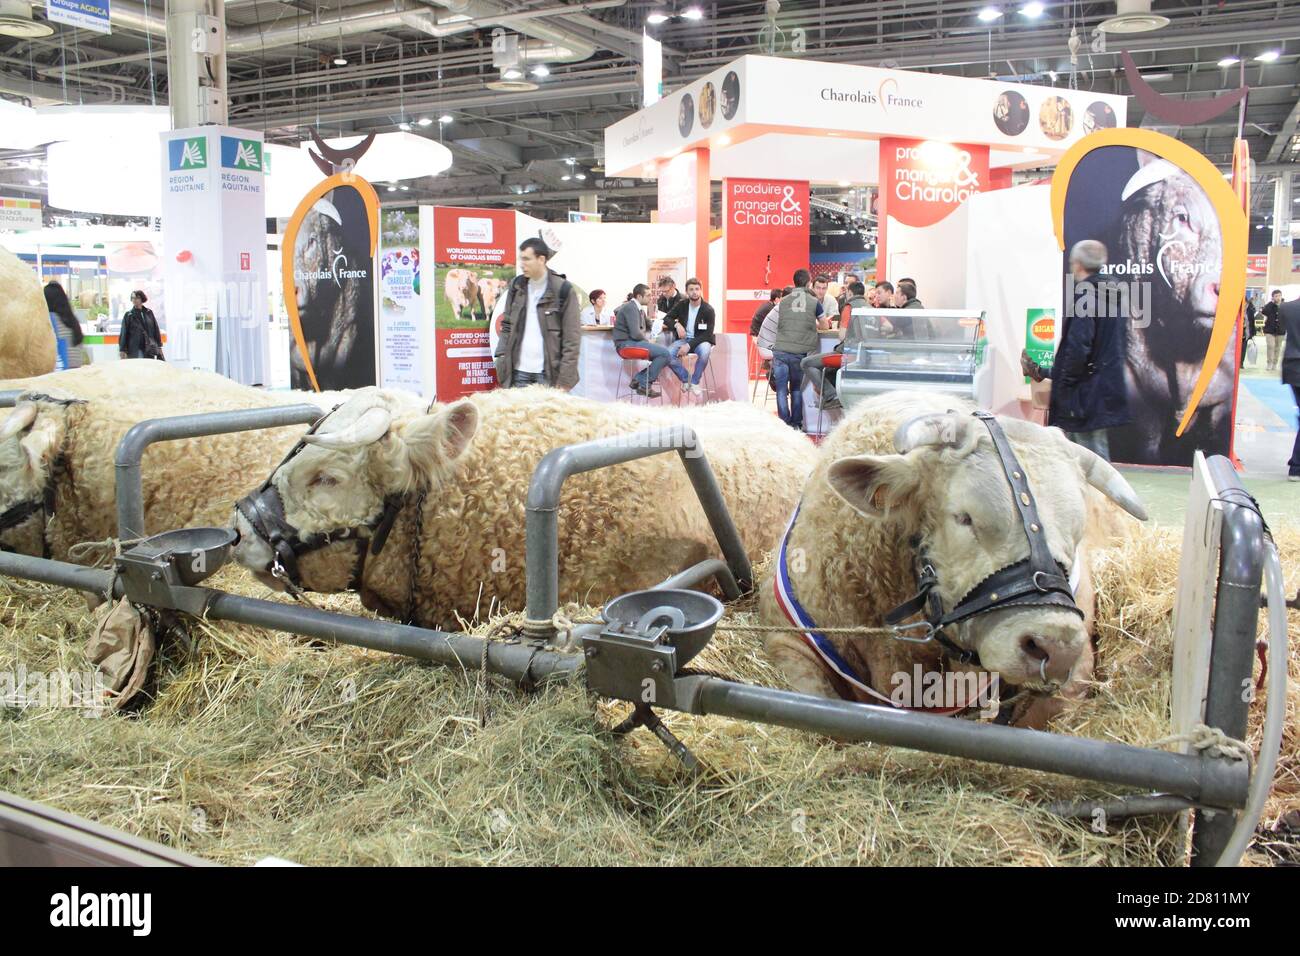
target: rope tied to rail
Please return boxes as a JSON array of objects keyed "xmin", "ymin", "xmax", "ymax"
[
  {"xmin": 1152, "ymin": 723, "xmax": 1254, "ymax": 767},
  {"xmin": 68, "ymin": 536, "xmax": 143, "ymax": 568}
]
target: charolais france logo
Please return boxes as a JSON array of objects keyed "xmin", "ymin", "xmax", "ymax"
[
  {"xmin": 221, "ymin": 137, "xmax": 263, "ymax": 172},
  {"xmin": 168, "ymin": 136, "xmax": 207, "ymax": 171}
]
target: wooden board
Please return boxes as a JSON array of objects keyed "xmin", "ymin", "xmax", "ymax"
[{"xmin": 1170, "ymin": 451, "xmax": 1223, "ymax": 754}]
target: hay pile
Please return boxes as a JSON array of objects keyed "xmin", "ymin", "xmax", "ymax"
[{"xmin": 0, "ymin": 524, "xmax": 1296, "ymax": 866}]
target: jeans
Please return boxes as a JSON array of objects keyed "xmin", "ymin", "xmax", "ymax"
[
  {"xmin": 667, "ymin": 339, "xmax": 713, "ymax": 384},
  {"xmin": 1067, "ymin": 427, "xmax": 1111, "ymax": 461},
  {"xmin": 1289, "ymin": 384, "xmax": 1300, "ymax": 477},
  {"xmin": 631, "ymin": 342, "xmax": 687, "ymax": 388},
  {"xmin": 772, "ymin": 350, "xmax": 805, "ymax": 428},
  {"xmin": 511, "ymin": 370, "xmax": 548, "ymax": 387}
]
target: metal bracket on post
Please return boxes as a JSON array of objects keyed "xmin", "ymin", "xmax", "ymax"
[{"xmin": 523, "ymin": 426, "xmax": 752, "ymax": 642}]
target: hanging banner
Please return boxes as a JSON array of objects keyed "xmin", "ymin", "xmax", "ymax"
[
  {"xmin": 282, "ymin": 172, "xmax": 380, "ymax": 391},
  {"xmin": 433, "ymin": 206, "xmax": 515, "ymax": 399},
  {"xmin": 47, "ymin": 0, "xmax": 111, "ymax": 35},
  {"xmin": 722, "ymin": 177, "xmax": 809, "ymax": 335},
  {"xmin": 378, "ymin": 206, "xmax": 429, "ymax": 396},
  {"xmin": 1052, "ymin": 129, "xmax": 1247, "ymax": 466}
]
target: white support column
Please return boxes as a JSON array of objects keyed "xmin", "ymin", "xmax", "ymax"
[
  {"xmin": 1272, "ymin": 172, "xmax": 1293, "ymax": 248},
  {"xmin": 166, "ymin": 0, "xmax": 228, "ymax": 129}
]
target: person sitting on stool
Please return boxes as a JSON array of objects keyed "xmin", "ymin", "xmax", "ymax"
[
  {"xmin": 664, "ymin": 277, "xmax": 717, "ymax": 395},
  {"xmin": 612, "ymin": 284, "xmax": 687, "ymax": 398}
]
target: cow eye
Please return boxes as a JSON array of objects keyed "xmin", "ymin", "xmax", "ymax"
[
  {"xmin": 1174, "ymin": 210, "xmax": 1191, "ymax": 226},
  {"xmin": 953, "ymin": 512, "xmax": 973, "ymax": 527}
]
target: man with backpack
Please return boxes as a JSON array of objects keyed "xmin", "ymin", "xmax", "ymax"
[{"xmin": 493, "ymin": 237, "xmax": 581, "ymax": 389}]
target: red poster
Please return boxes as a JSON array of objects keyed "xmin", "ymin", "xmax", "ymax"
[
  {"xmin": 877, "ymin": 138, "xmax": 989, "ymax": 228},
  {"xmin": 433, "ymin": 207, "xmax": 516, "ymax": 400},
  {"xmin": 657, "ymin": 151, "xmax": 699, "ymax": 224},
  {"xmin": 722, "ymin": 177, "xmax": 809, "ymax": 336}
]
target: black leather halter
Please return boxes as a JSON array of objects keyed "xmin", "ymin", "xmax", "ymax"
[
  {"xmin": 234, "ymin": 409, "xmax": 405, "ymax": 592},
  {"xmin": 0, "ymin": 460, "xmax": 61, "ymax": 559},
  {"xmin": 883, "ymin": 411, "xmax": 1082, "ymax": 667}
]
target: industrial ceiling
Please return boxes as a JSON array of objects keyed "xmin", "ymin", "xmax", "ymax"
[{"xmin": 1, "ymin": 0, "xmax": 1299, "ymax": 231}]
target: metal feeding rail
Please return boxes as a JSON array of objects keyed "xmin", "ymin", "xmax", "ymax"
[{"xmin": 0, "ymin": 404, "xmax": 1285, "ymax": 867}]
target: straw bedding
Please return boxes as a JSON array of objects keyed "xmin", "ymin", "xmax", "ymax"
[{"xmin": 0, "ymin": 523, "xmax": 1295, "ymax": 867}]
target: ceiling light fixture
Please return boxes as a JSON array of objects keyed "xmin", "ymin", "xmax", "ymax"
[
  {"xmin": 398, "ymin": 121, "xmax": 412, "ymax": 131},
  {"xmin": 333, "ymin": 55, "xmax": 348, "ymax": 66},
  {"xmin": 575, "ymin": 172, "xmax": 587, "ymax": 180},
  {"xmin": 681, "ymin": 5, "xmax": 704, "ymax": 18},
  {"xmin": 1255, "ymin": 50, "xmax": 1281, "ymax": 62},
  {"xmin": 502, "ymin": 67, "xmax": 524, "ymax": 80},
  {"xmin": 978, "ymin": 6, "xmax": 1002, "ymax": 23},
  {"xmin": 647, "ymin": 12, "xmax": 668, "ymax": 24},
  {"xmin": 417, "ymin": 116, "xmax": 433, "ymax": 127},
  {"xmin": 1217, "ymin": 56, "xmax": 1240, "ymax": 67},
  {"xmin": 1019, "ymin": 1, "xmax": 1044, "ymax": 17},
  {"xmin": 438, "ymin": 114, "xmax": 453, "ymax": 124},
  {"xmin": 561, "ymin": 174, "xmax": 572, "ymax": 181},
  {"xmin": 531, "ymin": 64, "xmax": 550, "ymax": 78}
]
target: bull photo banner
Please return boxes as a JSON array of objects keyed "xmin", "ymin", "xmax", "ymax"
[
  {"xmin": 283, "ymin": 172, "xmax": 380, "ymax": 392},
  {"xmin": 433, "ymin": 206, "xmax": 516, "ymax": 399},
  {"xmin": 1052, "ymin": 128, "xmax": 1247, "ymax": 467}
]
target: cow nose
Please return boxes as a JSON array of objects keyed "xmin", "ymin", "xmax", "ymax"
[{"xmin": 1018, "ymin": 634, "xmax": 1080, "ymax": 685}]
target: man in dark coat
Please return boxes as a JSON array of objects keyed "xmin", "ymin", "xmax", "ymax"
[
  {"xmin": 1279, "ymin": 295, "xmax": 1300, "ymax": 481},
  {"xmin": 1021, "ymin": 240, "xmax": 1131, "ymax": 461},
  {"xmin": 119, "ymin": 290, "xmax": 164, "ymax": 360},
  {"xmin": 664, "ymin": 277, "xmax": 717, "ymax": 394},
  {"xmin": 1262, "ymin": 289, "xmax": 1284, "ymax": 371}
]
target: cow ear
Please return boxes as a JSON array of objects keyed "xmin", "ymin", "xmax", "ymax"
[
  {"xmin": 826, "ymin": 453, "xmax": 920, "ymax": 519},
  {"xmin": 391, "ymin": 400, "xmax": 479, "ymax": 488}
]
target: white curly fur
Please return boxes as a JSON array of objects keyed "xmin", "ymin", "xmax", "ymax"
[
  {"xmin": 232, "ymin": 386, "xmax": 818, "ymax": 628},
  {"xmin": 0, "ymin": 245, "xmax": 56, "ymax": 379},
  {"xmin": 0, "ymin": 362, "xmax": 337, "ymax": 560}
]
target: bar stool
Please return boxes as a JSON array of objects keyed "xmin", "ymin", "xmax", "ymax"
[
  {"xmin": 680, "ymin": 348, "xmax": 719, "ymax": 404},
  {"xmin": 801, "ymin": 351, "xmax": 843, "ymax": 435},
  {"xmin": 615, "ymin": 346, "xmax": 666, "ymax": 405}
]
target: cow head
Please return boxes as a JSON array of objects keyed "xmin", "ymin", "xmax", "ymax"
[
  {"xmin": 293, "ymin": 199, "xmax": 343, "ymax": 312},
  {"xmin": 0, "ymin": 399, "xmax": 70, "ymax": 556},
  {"xmin": 231, "ymin": 389, "xmax": 478, "ymax": 599},
  {"xmin": 1116, "ymin": 151, "xmax": 1221, "ymax": 332},
  {"xmin": 824, "ymin": 413, "xmax": 1147, "ymax": 692}
]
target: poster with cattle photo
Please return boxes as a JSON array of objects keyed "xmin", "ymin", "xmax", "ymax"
[
  {"xmin": 285, "ymin": 177, "xmax": 379, "ymax": 392},
  {"xmin": 432, "ymin": 206, "xmax": 516, "ymax": 399},
  {"xmin": 1059, "ymin": 145, "xmax": 1232, "ymax": 466}
]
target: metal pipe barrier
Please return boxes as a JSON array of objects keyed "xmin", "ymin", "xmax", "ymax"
[
  {"xmin": 0, "ymin": 542, "xmax": 1251, "ymax": 813},
  {"xmin": 114, "ymin": 404, "xmax": 324, "ymax": 540},
  {"xmin": 0, "ymin": 390, "xmax": 21, "ymax": 409},
  {"xmin": 523, "ymin": 426, "xmax": 753, "ymax": 639},
  {"xmin": 1189, "ymin": 456, "xmax": 1268, "ymax": 864}
]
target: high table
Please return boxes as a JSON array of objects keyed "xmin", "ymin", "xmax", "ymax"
[{"xmin": 570, "ymin": 327, "xmax": 750, "ymax": 404}]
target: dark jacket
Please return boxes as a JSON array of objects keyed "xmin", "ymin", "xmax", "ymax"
[
  {"xmin": 1280, "ymin": 298, "xmax": 1300, "ymax": 387},
  {"xmin": 656, "ymin": 291, "xmax": 684, "ymax": 316},
  {"xmin": 665, "ymin": 298, "xmax": 717, "ymax": 348},
  {"xmin": 493, "ymin": 270, "xmax": 581, "ymax": 389},
  {"xmin": 1045, "ymin": 272, "xmax": 1131, "ymax": 432},
  {"xmin": 611, "ymin": 299, "xmax": 648, "ymax": 351},
  {"xmin": 1262, "ymin": 300, "xmax": 1283, "ymax": 336},
  {"xmin": 120, "ymin": 306, "xmax": 163, "ymax": 359},
  {"xmin": 772, "ymin": 287, "xmax": 820, "ymax": 356}
]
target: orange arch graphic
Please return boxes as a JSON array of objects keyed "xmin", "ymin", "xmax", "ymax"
[
  {"xmin": 1050, "ymin": 128, "xmax": 1247, "ymax": 438},
  {"xmin": 281, "ymin": 173, "xmax": 380, "ymax": 392}
]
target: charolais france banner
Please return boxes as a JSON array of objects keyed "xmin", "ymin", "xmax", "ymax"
[
  {"xmin": 433, "ymin": 206, "xmax": 516, "ymax": 399},
  {"xmin": 723, "ymin": 177, "xmax": 809, "ymax": 336},
  {"xmin": 283, "ymin": 172, "xmax": 380, "ymax": 391},
  {"xmin": 1052, "ymin": 128, "xmax": 1247, "ymax": 467}
]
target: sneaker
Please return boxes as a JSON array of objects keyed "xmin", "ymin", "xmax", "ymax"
[
  {"xmin": 1289, "ymin": 474, "xmax": 1300, "ymax": 482},
  {"xmin": 646, "ymin": 385, "xmax": 663, "ymax": 399},
  {"xmin": 682, "ymin": 382, "xmax": 694, "ymax": 394},
  {"xmin": 630, "ymin": 380, "xmax": 648, "ymax": 395}
]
